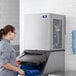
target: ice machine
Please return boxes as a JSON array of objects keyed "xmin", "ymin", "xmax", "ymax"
[
  {"xmin": 23, "ymin": 13, "xmax": 65, "ymax": 51},
  {"xmin": 19, "ymin": 13, "xmax": 66, "ymax": 76}
]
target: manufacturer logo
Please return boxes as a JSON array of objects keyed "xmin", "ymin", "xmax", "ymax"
[{"xmin": 42, "ymin": 15, "xmax": 47, "ymax": 18}]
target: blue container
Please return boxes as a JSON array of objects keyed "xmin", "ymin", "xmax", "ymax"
[
  {"xmin": 72, "ymin": 31, "xmax": 76, "ymax": 54},
  {"xmin": 26, "ymin": 70, "xmax": 41, "ymax": 76},
  {"xmin": 16, "ymin": 64, "xmax": 41, "ymax": 76}
]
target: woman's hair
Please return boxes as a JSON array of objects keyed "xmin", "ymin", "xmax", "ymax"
[{"xmin": 0, "ymin": 25, "xmax": 15, "ymax": 40}]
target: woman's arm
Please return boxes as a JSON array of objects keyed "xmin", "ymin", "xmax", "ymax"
[{"xmin": 3, "ymin": 63, "xmax": 25, "ymax": 75}]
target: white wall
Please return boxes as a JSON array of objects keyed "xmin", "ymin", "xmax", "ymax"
[{"xmin": 20, "ymin": 0, "xmax": 76, "ymax": 71}]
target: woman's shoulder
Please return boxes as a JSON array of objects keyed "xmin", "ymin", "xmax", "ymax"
[
  {"xmin": 0, "ymin": 39, "xmax": 9, "ymax": 46},
  {"xmin": 0, "ymin": 40, "xmax": 11, "ymax": 50}
]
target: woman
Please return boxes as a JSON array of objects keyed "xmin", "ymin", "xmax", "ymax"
[{"xmin": 0, "ymin": 25, "xmax": 25, "ymax": 76}]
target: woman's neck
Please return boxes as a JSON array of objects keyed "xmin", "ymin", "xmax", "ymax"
[{"xmin": 4, "ymin": 36, "xmax": 10, "ymax": 41}]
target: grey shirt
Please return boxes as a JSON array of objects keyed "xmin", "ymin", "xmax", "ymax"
[{"xmin": 0, "ymin": 39, "xmax": 16, "ymax": 76}]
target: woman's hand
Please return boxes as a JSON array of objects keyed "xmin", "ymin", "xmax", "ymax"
[
  {"xmin": 16, "ymin": 60, "xmax": 21, "ymax": 66},
  {"xmin": 18, "ymin": 69, "xmax": 25, "ymax": 75}
]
